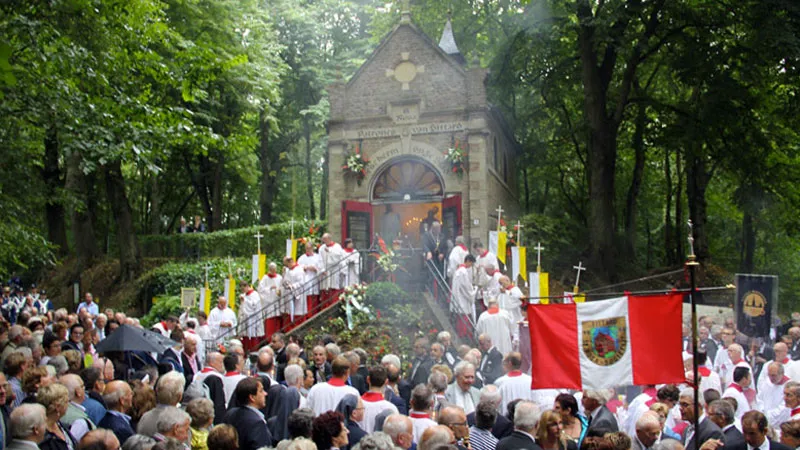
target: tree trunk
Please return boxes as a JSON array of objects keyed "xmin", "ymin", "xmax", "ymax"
[
  {"xmin": 686, "ymin": 149, "xmax": 711, "ymax": 262},
  {"xmin": 259, "ymin": 111, "xmax": 272, "ymax": 224},
  {"xmin": 304, "ymin": 118, "xmax": 316, "ymax": 219},
  {"xmin": 624, "ymin": 100, "xmax": 647, "ymax": 259},
  {"xmin": 104, "ymin": 160, "xmax": 142, "ymax": 281},
  {"xmin": 42, "ymin": 124, "xmax": 69, "ymax": 256},
  {"xmin": 211, "ymin": 152, "xmax": 224, "ymax": 231},
  {"xmin": 65, "ymin": 151, "xmax": 101, "ymax": 273},
  {"xmin": 664, "ymin": 148, "xmax": 674, "ymax": 265},
  {"xmin": 149, "ymin": 174, "xmax": 161, "ymax": 234},
  {"xmin": 741, "ymin": 211, "xmax": 755, "ymax": 272},
  {"xmin": 320, "ymin": 148, "xmax": 328, "ymax": 221},
  {"xmin": 674, "ymin": 149, "xmax": 684, "ymax": 259},
  {"xmin": 523, "ymin": 166, "xmax": 530, "ymax": 213}
]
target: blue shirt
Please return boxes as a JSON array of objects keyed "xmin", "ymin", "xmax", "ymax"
[
  {"xmin": 77, "ymin": 301, "xmax": 99, "ymax": 316},
  {"xmin": 82, "ymin": 397, "xmax": 107, "ymax": 425}
]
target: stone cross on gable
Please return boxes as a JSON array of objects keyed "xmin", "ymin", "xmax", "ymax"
[{"xmin": 385, "ymin": 52, "xmax": 425, "ymax": 91}]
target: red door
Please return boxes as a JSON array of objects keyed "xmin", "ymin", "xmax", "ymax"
[
  {"xmin": 341, "ymin": 201, "xmax": 373, "ymax": 249},
  {"xmin": 442, "ymin": 195, "xmax": 462, "ymax": 239}
]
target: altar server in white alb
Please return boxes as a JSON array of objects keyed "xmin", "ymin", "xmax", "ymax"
[
  {"xmin": 498, "ymin": 275, "xmax": 524, "ymax": 326},
  {"xmin": 473, "ymin": 241, "xmax": 498, "ymax": 288},
  {"xmin": 474, "ymin": 298, "xmax": 513, "ymax": 355},
  {"xmin": 307, "ymin": 355, "xmax": 360, "ymax": 416},
  {"xmin": 342, "ymin": 238, "xmax": 361, "ymax": 287},
  {"xmin": 493, "ymin": 352, "xmax": 532, "ymax": 413},
  {"xmin": 447, "ymin": 236, "xmax": 469, "ymax": 281},
  {"xmin": 237, "ymin": 280, "xmax": 263, "ymax": 347},
  {"xmin": 208, "ymin": 296, "xmax": 237, "ymax": 340},
  {"xmin": 258, "ymin": 262, "xmax": 282, "ymax": 337},
  {"xmin": 320, "ymin": 233, "xmax": 345, "ymax": 292},
  {"xmin": 282, "ymin": 256, "xmax": 307, "ymax": 322},
  {"xmin": 757, "ymin": 361, "xmax": 792, "ymax": 413},
  {"xmin": 722, "ymin": 366, "xmax": 753, "ymax": 420},
  {"xmin": 297, "ymin": 242, "xmax": 323, "ymax": 314},
  {"xmin": 451, "ymin": 254, "xmax": 478, "ymax": 338}
]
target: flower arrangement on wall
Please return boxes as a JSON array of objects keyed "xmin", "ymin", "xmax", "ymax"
[
  {"xmin": 444, "ymin": 140, "xmax": 468, "ymax": 176},
  {"xmin": 342, "ymin": 143, "xmax": 369, "ymax": 186}
]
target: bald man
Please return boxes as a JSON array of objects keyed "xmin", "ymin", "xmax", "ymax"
[
  {"xmin": 194, "ymin": 352, "xmax": 226, "ymax": 424},
  {"xmin": 759, "ymin": 343, "xmax": 799, "ymax": 391},
  {"xmin": 98, "ymin": 381, "xmax": 134, "ymax": 444},
  {"xmin": 419, "ymin": 425, "xmax": 455, "ymax": 450},
  {"xmin": 78, "ymin": 429, "xmax": 120, "ymax": 450},
  {"xmin": 438, "ymin": 406, "xmax": 470, "ymax": 448}
]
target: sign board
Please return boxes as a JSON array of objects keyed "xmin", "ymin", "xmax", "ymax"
[{"xmin": 180, "ymin": 288, "xmax": 197, "ymax": 309}]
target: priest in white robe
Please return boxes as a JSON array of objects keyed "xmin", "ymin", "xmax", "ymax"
[
  {"xmin": 451, "ymin": 254, "xmax": 478, "ymax": 338},
  {"xmin": 320, "ymin": 233, "xmax": 345, "ymax": 295},
  {"xmin": 282, "ymin": 256, "xmax": 307, "ymax": 323},
  {"xmin": 258, "ymin": 262, "xmax": 282, "ymax": 338},
  {"xmin": 722, "ymin": 366, "xmax": 752, "ymax": 419},
  {"xmin": 756, "ymin": 361, "xmax": 791, "ymax": 413},
  {"xmin": 237, "ymin": 281, "xmax": 263, "ymax": 344},
  {"xmin": 297, "ymin": 243, "xmax": 323, "ymax": 314},
  {"xmin": 498, "ymin": 275, "xmax": 524, "ymax": 326},
  {"xmin": 342, "ymin": 238, "xmax": 361, "ymax": 287},
  {"xmin": 207, "ymin": 296, "xmax": 237, "ymax": 341},
  {"xmin": 447, "ymin": 236, "xmax": 469, "ymax": 281},
  {"xmin": 474, "ymin": 298, "xmax": 513, "ymax": 355},
  {"xmin": 494, "ymin": 352, "xmax": 533, "ymax": 413}
]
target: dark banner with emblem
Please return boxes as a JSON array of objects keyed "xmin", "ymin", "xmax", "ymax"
[{"xmin": 735, "ymin": 274, "xmax": 778, "ymax": 340}]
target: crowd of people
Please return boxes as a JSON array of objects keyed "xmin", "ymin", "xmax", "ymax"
[{"xmin": 3, "ymin": 227, "xmax": 800, "ymax": 450}]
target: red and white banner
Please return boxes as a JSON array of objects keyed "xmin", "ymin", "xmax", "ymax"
[{"xmin": 527, "ymin": 294, "xmax": 684, "ymax": 389}]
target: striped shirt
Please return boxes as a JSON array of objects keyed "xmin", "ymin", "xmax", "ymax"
[{"xmin": 469, "ymin": 426, "xmax": 499, "ymax": 450}]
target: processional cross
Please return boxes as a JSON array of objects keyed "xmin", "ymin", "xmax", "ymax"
[
  {"xmin": 534, "ymin": 242, "xmax": 545, "ymax": 273},
  {"xmin": 573, "ymin": 261, "xmax": 586, "ymax": 294},
  {"xmin": 495, "ymin": 205, "xmax": 504, "ymax": 231},
  {"xmin": 254, "ymin": 232, "xmax": 264, "ymax": 255}
]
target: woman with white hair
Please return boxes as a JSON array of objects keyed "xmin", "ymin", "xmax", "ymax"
[{"xmin": 37, "ymin": 383, "xmax": 77, "ymax": 450}]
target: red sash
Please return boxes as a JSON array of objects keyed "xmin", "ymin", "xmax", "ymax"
[
  {"xmin": 410, "ymin": 412, "xmax": 430, "ymax": 419},
  {"xmin": 783, "ymin": 358, "xmax": 791, "ymax": 364},
  {"xmin": 225, "ymin": 371, "xmax": 240, "ymax": 377},
  {"xmin": 457, "ymin": 244, "xmax": 468, "ymax": 252},
  {"xmin": 480, "ymin": 250, "xmax": 489, "ymax": 258},
  {"xmin": 508, "ymin": 370, "xmax": 522, "ymax": 377},
  {"xmin": 729, "ymin": 383, "xmax": 743, "ymax": 393},
  {"xmin": 246, "ymin": 289, "xmax": 255, "ymax": 295},
  {"xmin": 344, "ymin": 248, "xmax": 354, "ymax": 253},
  {"xmin": 327, "ymin": 242, "xmax": 336, "ymax": 247},
  {"xmin": 698, "ymin": 367, "xmax": 711, "ymax": 377},
  {"xmin": 328, "ymin": 378, "xmax": 346, "ymax": 387},
  {"xmin": 458, "ymin": 264, "xmax": 467, "ymax": 269},
  {"xmin": 780, "ymin": 375, "xmax": 791, "ymax": 385},
  {"xmin": 362, "ymin": 392, "xmax": 384, "ymax": 402},
  {"xmin": 267, "ymin": 273, "xmax": 278, "ymax": 278},
  {"xmin": 792, "ymin": 407, "xmax": 800, "ymax": 417},
  {"xmin": 488, "ymin": 307, "xmax": 500, "ymax": 314},
  {"xmin": 201, "ymin": 367, "xmax": 216, "ymax": 373}
]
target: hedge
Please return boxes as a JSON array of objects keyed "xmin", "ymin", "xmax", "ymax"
[{"xmin": 138, "ymin": 220, "xmax": 325, "ymax": 258}]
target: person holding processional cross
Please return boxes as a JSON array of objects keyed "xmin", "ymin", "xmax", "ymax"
[
  {"xmin": 319, "ymin": 233, "xmax": 345, "ymax": 307},
  {"xmin": 258, "ymin": 262, "xmax": 282, "ymax": 339}
]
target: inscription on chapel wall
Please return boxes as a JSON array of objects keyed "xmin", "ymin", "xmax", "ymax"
[
  {"xmin": 367, "ymin": 142, "xmax": 446, "ymax": 171},
  {"xmin": 353, "ymin": 121, "xmax": 465, "ymax": 140}
]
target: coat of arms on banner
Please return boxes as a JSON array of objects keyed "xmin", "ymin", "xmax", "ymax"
[
  {"xmin": 742, "ymin": 290, "xmax": 767, "ymax": 317},
  {"xmin": 582, "ymin": 317, "xmax": 628, "ymax": 366}
]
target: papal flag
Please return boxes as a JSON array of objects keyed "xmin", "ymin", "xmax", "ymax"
[
  {"xmin": 527, "ymin": 294, "xmax": 684, "ymax": 389},
  {"xmin": 199, "ymin": 286, "xmax": 213, "ymax": 316},
  {"xmin": 252, "ymin": 254, "xmax": 266, "ymax": 284},
  {"xmin": 489, "ymin": 231, "xmax": 508, "ymax": 265},
  {"xmin": 529, "ymin": 272, "xmax": 549, "ymax": 304},
  {"xmin": 511, "ymin": 247, "xmax": 527, "ymax": 283},
  {"xmin": 223, "ymin": 276, "xmax": 237, "ymax": 312},
  {"xmin": 286, "ymin": 238, "xmax": 298, "ymax": 260}
]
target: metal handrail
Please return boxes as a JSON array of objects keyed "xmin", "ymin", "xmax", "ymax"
[{"xmin": 214, "ymin": 250, "xmax": 360, "ymax": 343}]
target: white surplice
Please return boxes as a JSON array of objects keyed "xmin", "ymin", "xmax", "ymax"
[
  {"xmin": 282, "ymin": 264, "xmax": 307, "ymax": 317},
  {"xmin": 320, "ymin": 243, "xmax": 345, "ymax": 290},
  {"xmin": 447, "ymin": 244, "xmax": 469, "ymax": 280},
  {"xmin": 451, "ymin": 266, "xmax": 477, "ymax": 320},
  {"xmin": 498, "ymin": 285, "xmax": 524, "ymax": 326},
  {"xmin": 494, "ymin": 371, "xmax": 533, "ymax": 412},
  {"xmin": 238, "ymin": 289, "xmax": 263, "ymax": 338},
  {"xmin": 258, "ymin": 273, "xmax": 282, "ymax": 319},
  {"xmin": 306, "ymin": 380, "xmax": 360, "ymax": 417},
  {"xmin": 207, "ymin": 306, "xmax": 237, "ymax": 340},
  {"xmin": 475, "ymin": 308, "xmax": 513, "ymax": 355},
  {"xmin": 297, "ymin": 252, "xmax": 323, "ymax": 295},
  {"xmin": 342, "ymin": 249, "xmax": 361, "ymax": 287}
]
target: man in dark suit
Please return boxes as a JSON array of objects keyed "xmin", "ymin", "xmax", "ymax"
[
  {"xmin": 582, "ymin": 389, "xmax": 619, "ymax": 436},
  {"xmin": 98, "ymin": 381, "xmax": 135, "ymax": 445},
  {"xmin": 180, "ymin": 335, "xmax": 202, "ymax": 388},
  {"xmin": 310, "ymin": 345, "xmax": 332, "ymax": 384},
  {"xmin": 496, "ymin": 401, "xmax": 543, "ymax": 450},
  {"xmin": 271, "ymin": 333, "xmax": 288, "ymax": 365},
  {"xmin": 707, "ymin": 400, "xmax": 744, "ymax": 450},
  {"xmin": 407, "ymin": 337, "xmax": 434, "ymax": 389},
  {"xmin": 679, "ymin": 389, "xmax": 723, "ymax": 450},
  {"xmin": 0, "ymin": 372, "xmax": 11, "ymax": 448},
  {"xmin": 477, "ymin": 334, "xmax": 503, "ymax": 385},
  {"xmin": 742, "ymin": 410, "xmax": 791, "ymax": 450},
  {"xmin": 466, "ymin": 386, "xmax": 513, "ymax": 439},
  {"xmin": 222, "ymin": 377, "xmax": 272, "ymax": 450},
  {"xmin": 385, "ymin": 365, "xmax": 409, "ymax": 414}
]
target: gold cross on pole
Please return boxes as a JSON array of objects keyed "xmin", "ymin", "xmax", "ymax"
[
  {"xmin": 254, "ymin": 232, "xmax": 264, "ymax": 255},
  {"xmin": 534, "ymin": 242, "xmax": 545, "ymax": 273},
  {"xmin": 515, "ymin": 220, "xmax": 524, "ymax": 246}
]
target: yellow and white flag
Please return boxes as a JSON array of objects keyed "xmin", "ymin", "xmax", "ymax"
[
  {"xmin": 489, "ymin": 231, "xmax": 508, "ymax": 265},
  {"xmin": 224, "ymin": 276, "xmax": 237, "ymax": 312},
  {"xmin": 285, "ymin": 238, "xmax": 298, "ymax": 260},
  {"xmin": 199, "ymin": 286, "xmax": 213, "ymax": 316},
  {"xmin": 529, "ymin": 272, "xmax": 549, "ymax": 304},
  {"xmin": 511, "ymin": 247, "xmax": 527, "ymax": 283},
  {"xmin": 251, "ymin": 254, "xmax": 266, "ymax": 284}
]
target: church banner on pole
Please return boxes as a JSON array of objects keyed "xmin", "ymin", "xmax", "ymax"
[
  {"xmin": 252, "ymin": 254, "xmax": 266, "ymax": 284},
  {"xmin": 529, "ymin": 272, "xmax": 549, "ymax": 304},
  {"xmin": 512, "ymin": 247, "xmax": 527, "ymax": 284},
  {"xmin": 735, "ymin": 273, "xmax": 777, "ymax": 340}
]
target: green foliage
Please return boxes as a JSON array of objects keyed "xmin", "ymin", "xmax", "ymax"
[
  {"xmin": 141, "ymin": 296, "xmax": 184, "ymax": 329},
  {"xmin": 364, "ymin": 282, "xmax": 413, "ymax": 310},
  {"xmin": 139, "ymin": 221, "xmax": 325, "ymax": 258}
]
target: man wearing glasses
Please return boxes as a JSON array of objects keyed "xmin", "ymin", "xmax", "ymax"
[{"xmin": 438, "ymin": 406, "xmax": 470, "ymax": 450}]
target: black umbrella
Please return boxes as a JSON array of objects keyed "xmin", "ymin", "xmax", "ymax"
[{"xmin": 95, "ymin": 324, "xmax": 177, "ymax": 354}]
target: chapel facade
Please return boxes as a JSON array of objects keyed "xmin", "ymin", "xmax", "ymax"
[{"xmin": 326, "ymin": 9, "xmax": 519, "ymax": 250}]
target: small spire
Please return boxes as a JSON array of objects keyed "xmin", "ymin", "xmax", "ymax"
[{"xmin": 439, "ymin": 18, "xmax": 466, "ymax": 64}]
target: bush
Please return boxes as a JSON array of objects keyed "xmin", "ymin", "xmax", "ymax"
[
  {"xmin": 138, "ymin": 220, "xmax": 325, "ymax": 258},
  {"xmin": 140, "ymin": 296, "xmax": 184, "ymax": 328},
  {"xmin": 364, "ymin": 282, "xmax": 412, "ymax": 310}
]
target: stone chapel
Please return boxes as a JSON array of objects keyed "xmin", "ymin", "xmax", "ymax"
[{"xmin": 326, "ymin": 8, "xmax": 519, "ymax": 250}]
